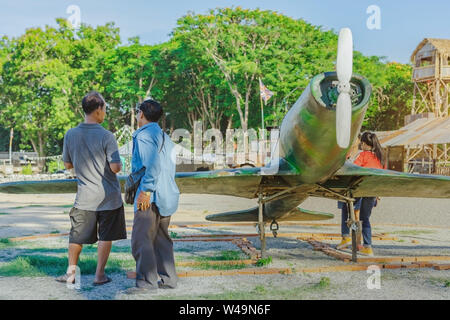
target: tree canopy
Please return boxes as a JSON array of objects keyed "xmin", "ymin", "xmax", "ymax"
[{"xmin": 0, "ymin": 8, "xmax": 414, "ymax": 156}]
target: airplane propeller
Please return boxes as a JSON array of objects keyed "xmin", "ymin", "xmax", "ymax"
[{"xmin": 336, "ymin": 28, "xmax": 353, "ymax": 149}]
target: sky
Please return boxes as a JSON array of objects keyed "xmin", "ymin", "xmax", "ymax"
[{"xmin": 0, "ymin": 0, "xmax": 449, "ymax": 64}]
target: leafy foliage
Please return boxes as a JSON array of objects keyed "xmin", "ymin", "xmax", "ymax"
[{"xmin": 0, "ymin": 9, "xmax": 414, "ymax": 156}]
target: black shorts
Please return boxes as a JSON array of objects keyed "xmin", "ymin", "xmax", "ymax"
[{"xmin": 69, "ymin": 205, "xmax": 127, "ymax": 244}]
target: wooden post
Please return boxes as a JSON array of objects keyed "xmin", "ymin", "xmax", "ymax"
[
  {"xmin": 258, "ymin": 193, "xmax": 265, "ymax": 259},
  {"xmin": 259, "ymin": 77, "xmax": 265, "ymax": 131}
]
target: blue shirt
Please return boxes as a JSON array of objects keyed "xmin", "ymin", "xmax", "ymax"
[{"xmin": 131, "ymin": 122, "xmax": 179, "ymax": 216}]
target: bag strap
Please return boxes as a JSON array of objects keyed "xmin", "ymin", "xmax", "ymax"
[{"xmin": 159, "ymin": 132, "xmax": 165, "ymax": 153}]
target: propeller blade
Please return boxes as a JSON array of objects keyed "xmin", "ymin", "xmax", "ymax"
[
  {"xmin": 336, "ymin": 92, "xmax": 352, "ymax": 148},
  {"xmin": 335, "ymin": 28, "xmax": 353, "ymax": 149},
  {"xmin": 336, "ymin": 28, "xmax": 353, "ymax": 84}
]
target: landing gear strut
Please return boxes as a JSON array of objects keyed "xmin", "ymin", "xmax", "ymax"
[
  {"xmin": 315, "ymin": 184, "xmax": 362, "ymax": 263},
  {"xmin": 346, "ymin": 199, "xmax": 362, "ymax": 263},
  {"xmin": 270, "ymin": 220, "xmax": 279, "ymax": 238}
]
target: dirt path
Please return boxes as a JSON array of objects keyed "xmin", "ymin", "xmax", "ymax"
[{"xmin": 1, "ymin": 193, "xmax": 450, "ymax": 300}]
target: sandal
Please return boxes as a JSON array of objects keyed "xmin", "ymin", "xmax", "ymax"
[
  {"xmin": 56, "ymin": 273, "xmax": 75, "ymax": 284},
  {"xmin": 93, "ymin": 276, "xmax": 112, "ymax": 286}
]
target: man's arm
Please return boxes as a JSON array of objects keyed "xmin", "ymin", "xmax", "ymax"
[
  {"xmin": 104, "ymin": 132, "xmax": 122, "ymax": 174},
  {"xmin": 62, "ymin": 132, "xmax": 73, "ymax": 170},
  {"xmin": 137, "ymin": 135, "xmax": 161, "ymax": 192},
  {"xmin": 109, "ymin": 162, "xmax": 122, "ymax": 174},
  {"xmin": 135, "ymin": 135, "xmax": 160, "ymax": 211}
]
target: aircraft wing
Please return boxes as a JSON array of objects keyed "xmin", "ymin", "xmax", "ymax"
[
  {"xmin": 2, "ymin": 162, "xmax": 449, "ymax": 200},
  {"xmin": 314, "ymin": 162, "xmax": 450, "ymax": 199},
  {"xmin": 0, "ymin": 166, "xmax": 269, "ymax": 198},
  {"xmin": 174, "ymin": 167, "xmax": 264, "ymax": 199}
]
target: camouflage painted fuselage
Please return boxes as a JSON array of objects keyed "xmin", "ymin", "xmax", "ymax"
[
  {"xmin": 279, "ymin": 72, "xmax": 371, "ymax": 184},
  {"xmin": 206, "ymin": 72, "xmax": 372, "ymax": 222}
]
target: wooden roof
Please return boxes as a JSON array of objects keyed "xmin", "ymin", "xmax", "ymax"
[
  {"xmin": 377, "ymin": 117, "xmax": 450, "ymax": 147},
  {"xmin": 410, "ymin": 38, "xmax": 450, "ymax": 62}
]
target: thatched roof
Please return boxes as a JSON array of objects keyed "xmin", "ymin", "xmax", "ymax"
[{"xmin": 410, "ymin": 38, "xmax": 450, "ymax": 62}]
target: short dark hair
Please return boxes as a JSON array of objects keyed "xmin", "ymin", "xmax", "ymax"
[
  {"xmin": 139, "ymin": 99, "xmax": 163, "ymax": 122},
  {"xmin": 82, "ymin": 91, "xmax": 105, "ymax": 115}
]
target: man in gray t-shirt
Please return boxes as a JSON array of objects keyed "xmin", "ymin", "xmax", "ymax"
[
  {"xmin": 56, "ymin": 91, "xmax": 126, "ymax": 286},
  {"xmin": 63, "ymin": 123, "xmax": 123, "ymax": 211}
]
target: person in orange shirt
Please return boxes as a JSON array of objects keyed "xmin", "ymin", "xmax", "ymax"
[{"xmin": 337, "ymin": 131, "xmax": 385, "ymax": 256}]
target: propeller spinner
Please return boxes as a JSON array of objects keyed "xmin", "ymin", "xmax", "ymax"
[{"xmin": 336, "ymin": 28, "xmax": 353, "ymax": 149}]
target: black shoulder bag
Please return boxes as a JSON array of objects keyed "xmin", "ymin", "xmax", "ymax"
[{"xmin": 124, "ymin": 132, "xmax": 165, "ymax": 205}]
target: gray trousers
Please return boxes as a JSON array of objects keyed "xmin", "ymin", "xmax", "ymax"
[{"xmin": 131, "ymin": 203, "xmax": 178, "ymax": 289}]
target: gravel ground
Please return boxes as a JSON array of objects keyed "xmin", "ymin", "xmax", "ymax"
[{"xmin": 0, "ymin": 192, "xmax": 449, "ymax": 300}]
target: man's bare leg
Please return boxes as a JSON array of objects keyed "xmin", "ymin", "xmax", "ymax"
[
  {"xmin": 62, "ymin": 243, "xmax": 82, "ymax": 283},
  {"xmin": 95, "ymin": 240, "xmax": 112, "ymax": 283}
]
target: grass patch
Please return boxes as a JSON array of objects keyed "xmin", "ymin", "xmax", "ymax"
[
  {"xmin": 381, "ymin": 271, "xmax": 401, "ymax": 281},
  {"xmin": 0, "ymin": 238, "xmax": 11, "ymax": 244},
  {"xmin": 13, "ymin": 204, "xmax": 44, "ymax": 209},
  {"xmin": 0, "ymin": 254, "xmax": 134, "ymax": 277},
  {"xmin": 0, "ymin": 238, "xmax": 16, "ymax": 249},
  {"xmin": 194, "ymin": 262, "xmax": 247, "ymax": 270},
  {"xmin": 256, "ymin": 256, "xmax": 272, "ymax": 267},
  {"xmin": 253, "ymin": 285, "xmax": 267, "ymax": 295},
  {"xmin": 212, "ymin": 250, "xmax": 243, "ymax": 261},
  {"xmin": 170, "ymin": 231, "xmax": 180, "ymax": 239},
  {"xmin": 191, "ymin": 250, "xmax": 247, "ymax": 270},
  {"xmin": 392, "ymin": 230, "xmax": 435, "ymax": 236},
  {"xmin": 428, "ymin": 277, "xmax": 450, "ymax": 287},
  {"xmin": 10, "ymin": 204, "xmax": 73, "ymax": 210},
  {"xmin": 58, "ymin": 204, "xmax": 74, "ymax": 208},
  {"xmin": 175, "ymin": 248, "xmax": 194, "ymax": 253},
  {"xmin": 86, "ymin": 245, "xmax": 131, "ymax": 254},
  {"xmin": 313, "ymin": 277, "xmax": 331, "ymax": 289},
  {"xmin": 159, "ymin": 280, "xmax": 334, "ymax": 300},
  {"xmin": 193, "ymin": 250, "xmax": 244, "ymax": 262},
  {"xmin": 0, "ymin": 212, "xmax": 10, "ymax": 215},
  {"xmin": 14, "ymin": 244, "xmax": 132, "ymax": 255}
]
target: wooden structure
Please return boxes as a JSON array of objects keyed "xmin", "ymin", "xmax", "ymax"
[
  {"xmin": 410, "ymin": 38, "xmax": 450, "ymax": 119},
  {"xmin": 377, "ymin": 39, "xmax": 450, "ymax": 175},
  {"xmin": 378, "ymin": 116, "xmax": 450, "ymax": 175}
]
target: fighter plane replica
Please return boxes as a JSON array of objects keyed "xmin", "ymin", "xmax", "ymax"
[{"xmin": 1, "ymin": 29, "xmax": 449, "ymax": 261}]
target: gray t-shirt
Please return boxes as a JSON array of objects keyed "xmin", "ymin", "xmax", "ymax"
[{"xmin": 63, "ymin": 123, "xmax": 123, "ymax": 211}]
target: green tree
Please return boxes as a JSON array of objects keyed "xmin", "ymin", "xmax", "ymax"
[
  {"xmin": 0, "ymin": 19, "xmax": 121, "ymax": 157},
  {"xmin": 364, "ymin": 62, "xmax": 413, "ymax": 130},
  {"xmin": 101, "ymin": 38, "xmax": 164, "ymax": 131},
  {"xmin": 0, "ymin": 25, "xmax": 76, "ymax": 157},
  {"xmin": 173, "ymin": 8, "xmax": 339, "ymax": 131},
  {"xmin": 0, "ymin": 9, "xmax": 416, "ymax": 159}
]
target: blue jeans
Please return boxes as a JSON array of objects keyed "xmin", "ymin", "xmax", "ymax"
[{"xmin": 339, "ymin": 197, "xmax": 376, "ymax": 247}]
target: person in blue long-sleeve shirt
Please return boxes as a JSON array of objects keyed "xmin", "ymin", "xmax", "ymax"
[{"xmin": 129, "ymin": 99, "xmax": 179, "ymax": 293}]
